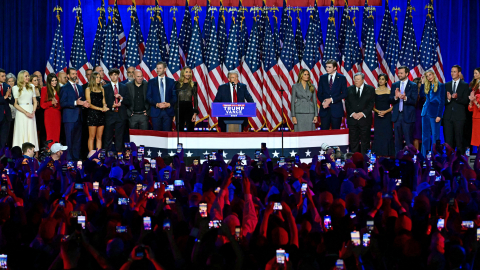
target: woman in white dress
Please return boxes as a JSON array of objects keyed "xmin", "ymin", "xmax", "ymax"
[{"xmin": 12, "ymin": 70, "xmax": 38, "ymax": 151}]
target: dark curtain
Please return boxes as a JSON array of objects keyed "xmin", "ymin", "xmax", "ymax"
[{"xmin": 0, "ymin": 0, "xmax": 479, "ymax": 83}]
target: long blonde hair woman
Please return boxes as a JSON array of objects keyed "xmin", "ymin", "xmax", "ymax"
[
  {"xmin": 85, "ymin": 71, "xmax": 107, "ymax": 151},
  {"xmin": 175, "ymin": 66, "xmax": 198, "ymax": 132},
  {"xmin": 12, "ymin": 70, "xmax": 39, "ymax": 151},
  {"xmin": 291, "ymin": 69, "xmax": 318, "ymax": 131}
]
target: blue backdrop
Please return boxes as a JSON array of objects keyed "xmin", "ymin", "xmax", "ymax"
[{"xmin": 0, "ymin": 0, "xmax": 478, "ymax": 83}]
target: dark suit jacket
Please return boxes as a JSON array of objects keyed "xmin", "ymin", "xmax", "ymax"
[
  {"xmin": 389, "ymin": 80, "xmax": 418, "ymax": 123},
  {"xmin": 146, "ymin": 76, "xmax": 177, "ymax": 117},
  {"xmin": 317, "ymin": 73, "xmax": 348, "ymax": 118},
  {"xmin": 60, "ymin": 82, "xmax": 85, "ymax": 123},
  {"xmin": 213, "ymin": 83, "xmax": 254, "ymax": 103},
  {"xmin": 345, "ymin": 84, "xmax": 375, "ymax": 126},
  {"xmin": 103, "ymin": 82, "xmax": 132, "ymax": 121},
  {"xmin": 420, "ymin": 83, "xmax": 446, "ymax": 118},
  {"xmin": 444, "ymin": 80, "xmax": 469, "ymax": 121},
  {"xmin": 126, "ymin": 81, "xmax": 150, "ymax": 116},
  {"xmin": 0, "ymin": 82, "xmax": 14, "ymax": 122}
]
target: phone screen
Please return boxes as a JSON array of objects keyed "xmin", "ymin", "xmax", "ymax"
[
  {"xmin": 276, "ymin": 249, "xmax": 285, "ymax": 264},
  {"xmin": 199, "ymin": 203, "xmax": 208, "ymax": 218},
  {"xmin": 437, "ymin": 218, "xmax": 445, "ymax": 230},
  {"xmin": 295, "ymin": 155, "xmax": 300, "ymax": 163},
  {"xmin": 77, "ymin": 216, "xmax": 86, "ymax": 229},
  {"xmin": 477, "ymin": 228, "xmax": 480, "ymax": 241},
  {"xmin": 351, "ymin": 231, "xmax": 360, "ymax": 246},
  {"xmin": 139, "ymin": 146, "xmax": 145, "ymax": 154},
  {"xmin": 151, "ymin": 160, "xmax": 156, "ymax": 168},
  {"xmin": 0, "ymin": 254, "xmax": 7, "ymax": 269},
  {"xmin": 145, "ymin": 163, "xmax": 151, "ymax": 172},
  {"xmin": 118, "ymin": 198, "xmax": 129, "ymax": 205},
  {"xmin": 301, "ymin": 183, "xmax": 307, "ymax": 194},
  {"xmin": 177, "ymin": 143, "xmax": 183, "ymax": 153},
  {"xmin": 163, "ymin": 220, "xmax": 170, "ymax": 230},
  {"xmin": 74, "ymin": 183, "xmax": 83, "ymax": 190},
  {"xmin": 77, "ymin": 161, "xmax": 82, "ymax": 170},
  {"xmin": 363, "ymin": 233, "xmax": 370, "ymax": 247},
  {"xmin": 324, "ymin": 215, "xmax": 332, "ymax": 230},
  {"xmin": 367, "ymin": 220, "xmax": 374, "ymax": 232},
  {"xmin": 166, "ymin": 185, "xmax": 174, "ymax": 191},
  {"xmin": 429, "ymin": 170, "xmax": 435, "ymax": 177},
  {"xmin": 116, "ymin": 226, "xmax": 127, "ymax": 233},
  {"xmin": 174, "ymin": 180, "xmax": 184, "ymax": 187},
  {"xmin": 166, "ymin": 198, "xmax": 176, "ymax": 204},
  {"xmin": 273, "ymin": 202, "xmax": 282, "ymax": 211},
  {"xmin": 164, "ymin": 171, "xmax": 170, "ymax": 180},
  {"xmin": 235, "ymin": 226, "xmax": 241, "ymax": 240},
  {"xmin": 93, "ymin": 181, "xmax": 99, "ymax": 191},
  {"xmin": 143, "ymin": 217, "xmax": 152, "ymax": 230},
  {"xmin": 336, "ymin": 259, "xmax": 344, "ymax": 270}
]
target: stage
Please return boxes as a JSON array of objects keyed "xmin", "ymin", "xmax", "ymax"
[{"xmin": 130, "ymin": 129, "xmax": 349, "ymax": 161}]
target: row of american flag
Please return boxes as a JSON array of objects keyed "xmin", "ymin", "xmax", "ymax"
[{"xmin": 45, "ymin": 0, "xmax": 444, "ymax": 131}]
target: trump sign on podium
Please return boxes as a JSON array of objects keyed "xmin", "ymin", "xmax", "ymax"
[{"xmin": 211, "ymin": 103, "xmax": 257, "ymax": 117}]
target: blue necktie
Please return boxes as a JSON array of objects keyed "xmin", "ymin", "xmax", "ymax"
[
  {"xmin": 160, "ymin": 78, "xmax": 164, "ymax": 103},
  {"xmin": 399, "ymin": 82, "xmax": 405, "ymax": 112}
]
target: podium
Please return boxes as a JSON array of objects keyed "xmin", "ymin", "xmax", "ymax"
[{"xmin": 211, "ymin": 103, "xmax": 256, "ymax": 132}]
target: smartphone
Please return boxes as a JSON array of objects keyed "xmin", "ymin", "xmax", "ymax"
[
  {"xmin": 363, "ymin": 233, "xmax": 371, "ymax": 247},
  {"xmin": 435, "ymin": 176, "xmax": 441, "ymax": 182},
  {"xmin": 214, "ymin": 187, "xmax": 221, "ymax": 193},
  {"xmin": 136, "ymin": 183, "xmax": 143, "ymax": 191},
  {"xmin": 276, "ymin": 249, "xmax": 285, "ymax": 264},
  {"xmin": 59, "ymin": 198, "xmax": 66, "ymax": 207},
  {"xmin": 336, "ymin": 159, "xmax": 341, "ymax": 168},
  {"xmin": 279, "ymin": 156, "xmax": 285, "ymax": 167},
  {"xmin": 176, "ymin": 143, "xmax": 183, "ymax": 154},
  {"xmin": 174, "ymin": 180, "xmax": 184, "ymax": 187},
  {"xmin": 413, "ymin": 155, "xmax": 417, "ymax": 163},
  {"xmin": 166, "ymin": 185, "xmax": 174, "ymax": 192},
  {"xmin": 77, "ymin": 215, "xmax": 86, "ymax": 229},
  {"xmin": 135, "ymin": 246, "xmax": 144, "ymax": 258},
  {"xmin": 208, "ymin": 220, "xmax": 222, "ymax": 229},
  {"xmin": 395, "ymin": 179, "xmax": 402, "ymax": 186},
  {"xmin": 235, "ymin": 226, "xmax": 241, "ymax": 240},
  {"xmin": 147, "ymin": 192, "xmax": 156, "ymax": 199},
  {"xmin": 67, "ymin": 161, "xmax": 74, "ymax": 170},
  {"xmin": 324, "ymin": 215, "xmax": 332, "ymax": 230},
  {"xmin": 163, "ymin": 219, "xmax": 171, "ymax": 230},
  {"xmin": 166, "ymin": 197, "xmax": 176, "ymax": 204},
  {"xmin": 138, "ymin": 153, "xmax": 143, "ymax": 160},
  {"xmin": 351, "ymin": 231, "xmax": 360, "ymax": 246},
  {"xmin": 301, "ymin": 183, "xmax": 307, "ymax": 195},
  {"xmin": 193, "ymin": 159, "xmax": 199, "ymax": 166},
  {"xmin": 199, "ymin": 203, "xmax": 208, "ymax": 218},
  {"xmin": 255, "ymin": 150, "xmax": 260, "ymax": 159},
  {"xmin": 429, "ymin": 170, "xmax": 435, "ymax": 177},
  {"xmin": 164, "ymin": 171, "xmax": 170, "ymax": 180},
  {"xmin": 139, "ymin": 145, "xmax": 145, "ymax": 154},
  {"xmin": 150, "ymin": 159, "xmax": 156, "ymax": 169},
  {"xmin": 477, "ymin": 228, "xmax": 480, "ymax": 241},
  {"xmin": 77, "ymin": 161, "xmax": 82, "ymax": 170},
  {"xmin": 116, "ymin": 226, "xmax": 127, "ymax": 233},
  {"xmin": 234, "ymin": 168, "xmax": 242, "ymax": 178},
  {"xmin": 437, "ymin": 218, "xmax": 445, "ymax": 230},
  {"xmin": 261, "ymin": 142, "xmax": 266, "ymax": 150},
  {"xmin": 74, "ymin": 183, "xmax": 83, "ymax": 190},
  {"xmin": 106, "ymin": 186, "xmax": 116, "ymax": 193},
  {"xmin": 368, "ymin": 164, "xmax": 373, "ymax": 172},
  {"xmin": 118, "ymin": 153, "xmax": 123, "ymax": 160},
  {"xmin": 154, "ymin": 182, "xmax": 161, "ymax": 189},
  {"xmin": 382, "ymin": 192, "xmax": 392, "ymax": 198},
  {"xmin": 295, "ymin": 155, "xmax": 300, "ymax": 163},
  {"xmin": 273, "ymin": 202, "xmax": 282, "ymax": 211},
  {"xmin": 370, "ymin": 153, "xmax": 376, "ymax": 164},
  {"xmin": 118, "ymin": 198, "xmax": 129, "ymax": 205},
  {"xmin": 367, "ymin": 220, "xmax": 374, "ymax": 232},
  {"xmin": 0, "ymin": 254, "xmax": 7, "ymax": 269},
  {"xmin": 335, "ymin": 259, "xmax": 344, "ymax": 270},
  {"xmin": 70, "ymin": 211, "xmax": 82, "ymax": 218},
  {"xmin": 143, "ymin": 217, "xmax": 152, "ymax": 230},
  {"xmin": 107, "ymin": 151, "xmax": 114, "ymax": 158},
  {"xmin": 461, "ymin": 221, "xmax": 474, "ymax": 229},
  {"xmin": 93, "ymin": 181, "xmax": 99, "ymax": 192},
  {"xmin": 0, "ymin": 180, "xmax": 7, "ymax": 196},
  {"xmin": 350, "ymin": 212, "xmax": 356, "ymax": 219},
  {"xmin": 144, "ymin": 163, "xmax": 151, "ymax": 172}
]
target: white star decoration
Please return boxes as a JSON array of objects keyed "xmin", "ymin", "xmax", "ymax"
[
  {"xmin": 272, "ymin": 150, "xmax": 279, "ymax": 158},
  {"xmin": 147, "ymin": 149, "xmax": 151, "ymax": 156},
  {"xmin": 157, "ymin": 150, "xmax": 162, "ymax": 157},
  {"xmin": 289, "ymin": 150, "xmax": 297, "ymax": 157},
  {"xmin": 305, "ymin": 149, "xmax": 311, "ymax": 157},
  {"xmin": 203, "ymin": 150, "xmax": 209, "ymax": 156},
  {"xmin": 186, "ymin": 151, "xmax": 193, "ymax": 157},
  {"xmin": 222, "ymin": 151, "xmax": 228, "ymax": 158},
  {"xmin": 168, "ymin": 151, "xmax": 175, "ymax": 156},
  {"xmin": 238, "ymin": 151, "xmax": 245, "ymax": 155}
]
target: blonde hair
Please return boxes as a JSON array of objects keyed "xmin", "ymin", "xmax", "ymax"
[
  {"xmin": 87, "ymin": 71, "xmax": 103, "ymax": 92},
  {"xmin": 296, "ymin": 69, "xmax": 315, "ymax": 93},
  {"xmin": 17, "ymin": 70, "xmax": 33, "ymax": 96},
  {"xmin": 178, "ymin": 67, "xmax": 194, "ymax": 88},
  {"xmin": 424, "ymin": 70, "xmax": 439, "ymax": 95}
]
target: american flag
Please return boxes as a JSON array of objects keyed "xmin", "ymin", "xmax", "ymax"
[
  {"xmin": 338, "ymin": 0, "xmax": 351, "ymax": 58},
  {"xmin": 376, "ymin": 0, "xmax": 394, "ymax": 86},
  {"xmin": 217, "ymin": 1, "xmax": 228, "ymax": 82},
  {"xmin": 294, "ymin": 17, "xmax": 305, "ymax": 62},
  {"xmin": 312, "ymin": 0, "xmax": 324, "ymax": 58},
  {"xmin": 130, "ymin": 0, "xmax": 145, "ymax": 60},
  {"xmin": 240, "ymin": 20, "xmax": 265, "ymax": 131},
  {"xmin": 278, "ymin": 0, "xmax": 288, "ymax": 47},
  {"xmin": 361, "ymin": 0, "xmax": 370, "ymax": 53},
  {"xmin": 178, "ymin": 0, "xmax": 192, "ymax": 68},
  {"xmin": 205, "ymin": 16, "xmax": 221, "ymax": 128},
  {"xmin": 384, "ymin": 15, "xmax": 400, "ymax": 82},
  {"xmin": 202, "ymin": 0, "xmax": 213, "ymax": 56},
  {"xmin": 166, "ymin": 18, "xmax": 181, "ymax": 80},
  {"xmin": 223, "ymin": 19, "xmax": 240, "ymax": 80},
  {"xmin": 340, "ymin": 9, "xmax": 360, "ymax": 86},
  {"xmin": 278, "ymin": 15, "xmax": 300, "ymax": 130},
  {"xmin": 186, "ymin": 19, "xmax": 208, "ymax": 124},
  {"xmin": 262, "ymin": 16, "xmax": 282, "ymax": 131},
  {"xmin": 45, "ymin": 17, "xmax": 67, "ymax": 83},
  {"xmin": 90, "ymin": 0, "xmax": 107, "ymax": 69},
  {"xmin": 362, "ymin": 11, "xmax": 378, "ymax": 87},
  {"xmin": 100, "ymin": 14, "xmax": 124, "ymax": 82},
  {"xmin": 156, "ymin": 0, "xmax": 169, "ymax": 64},
  {"xmin": 257, "ymin": 0, "xmax": 267, "ymax": 61},
  {"xmin": 272, "ymin": 17, "xmax": 281, "ymax": 60},
  {"xmin": 323, "ymin": 1, "xmax": 339, "ymax": 65},
  {"xmin": 398, "ymin": 0, "xmax": 423, "ymax": 80},
  {"xmin": 69, "ymin": 1, "xmax": 92, "ymax": 86},
  {"xmin": 419, "ymin": 1, "xmax": 444, "ymax": 82},
  {"xmin": 142, "ymin": 3, "xmax": 162, "ymax": 80},
  {"xmin": 237, "ymin": 0, "xmax": 248, "ymax": 61},
  {"xmin": 113, "ymin": 0, "xmax": 127, "ymax": 60},
  {"xmin": 125, "ymin": 3, "xmax": 150, "ymax": 80}
]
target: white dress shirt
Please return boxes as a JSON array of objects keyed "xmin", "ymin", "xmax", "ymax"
[
  {"xmin": 395, "ymin": 79, "xmax": 409, "ymax": 101},
  {"xmin": 327, "ymin": 72, "xmax": 336, "ymax": 103},
  {"xmin": 448, "ymin": 78, "xmax": 461, "ymax": 103},
  {"xmin": 350, "ymin": 83, "xmax": 367, "ymax": 118},
  {"xmin": 110, "ymin": 81, "xmax": 122, "ymax": 110},
  {"xmin": 69, "ymin": 81, "xmax": 79, "ymax": 106},
  {"xmin": 229, "ymin": 82, "xmax": 237, "ymax": 103}
]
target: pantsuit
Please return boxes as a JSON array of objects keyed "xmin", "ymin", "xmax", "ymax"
[{"xmin": 420, "ymin": 83, "xmax": 445, "ymax": 156}]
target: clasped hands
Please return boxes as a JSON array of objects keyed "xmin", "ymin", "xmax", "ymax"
[
  {"xmin": 351, "ymin": 112, "xmax": 364, "ymax": 120},
  {"xmin": 395, "ymin": 88, "xmax": 407, "ymax": 100},
  {"xmin": 322, "ymin": 98, "xmax": 332, "ymax": 109},
  {"xmin": 156, "ymin": 102, "xmax": 170, "ymax": 109},
  {"xmin": 447, "ymin": 92, "xmax": 458, "ymax": 101}
]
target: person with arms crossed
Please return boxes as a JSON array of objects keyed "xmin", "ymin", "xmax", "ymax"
[
  {"xmin": 0, "ymin": 68, "xmax": 14, "ymax": 148},
  {"xmin": 214, "ymin": 70, "xmax": 254, "ymax": 132},
  {"xmin": 345, "ymin": 73, "xmax": 375, "ymax": 154},
  {"xmin": 126, "ymin": 70, "xmax": 149, "ymax": 130},
  {"xmin": 60, "ymin": 68, "xmax": 90, "ymax": 161},
  {"xmin": 317, "ymin": 59, "xmax": 348, "ymax": 130},
  {"xmin": 444, "ymin": 65, "xmax": 469, "ymax": 153},
  {"xmin": 103, "ymin": 68, "xmax": 131, "ymax": 154},
  {"xmin": 390, "ymin": 66, "xmax": 418, "ymax": 153},
  {"xmin": 147, "ymin": 62, "xmax": 177, "ymax": 131}
]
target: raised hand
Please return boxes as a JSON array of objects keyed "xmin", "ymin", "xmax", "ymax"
[
  {"xmin": 395, "ymin": 88, "xmax": 400, "ymax": 98},
  {"xmin": 447, "ymin": 91, "xmax": 452, "ymax": 100}
]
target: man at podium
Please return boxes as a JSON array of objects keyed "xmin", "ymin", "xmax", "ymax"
[{"xmin": 214, "ymin": 70, "xmax": 254, "ymax": 132}]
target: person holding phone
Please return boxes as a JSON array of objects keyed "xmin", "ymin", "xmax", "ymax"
[{"xmin": 291, "ymin": 69, "xmax": 318, "ymax": 131}]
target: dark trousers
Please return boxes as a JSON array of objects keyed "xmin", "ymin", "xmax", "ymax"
[
  {"xmin": 321, "ymin": 115, "xmax": 342, "ymax": 130},
  {"xmin": 177, "ymin": 101, "xmax": 195, "ymax": 132},
  {"xmin": 394, "ymin": 112, "xmax": 414, "ymax": 153},
  {"xmin": 152, "ymin": 110, "xmax": 172, "ymax": 131},
  {"xmin": 129, "ymin": 114, "xmax": 149, "ymax": 130},
  {"xmin": 349, "ymin": 122, "xmax": 371, "ymax": 154},
  {"xmin": 444, "ymin": 118, "xmax": 465, "ymax": 153},
  {"xmin": 0, "ymin": 118, "xmax": 11, "ymax": 148},
  {"xmin": 103, "ymin": 117, "xmax": 126, "ymax": 153},
  {"xmin": 64, "ymin": 119, "xmax": 82, "ymax": 161}
]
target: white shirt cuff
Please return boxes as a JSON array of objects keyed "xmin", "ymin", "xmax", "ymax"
[
  {"xmin": 74, "ymin": 101, "xmax": 77, "ymax": 106},
  {"xmin": 330, "ymin": 98, "xmax": 333, "ymax": 103}
]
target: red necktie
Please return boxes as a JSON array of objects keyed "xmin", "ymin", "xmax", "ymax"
[
  {"xmin": 1, "ymin": 85, "xmax": 4, "ymax": 114},
  {"xmin": 73, "ymin": 83, "xmax": 79, "ymax": 98},
  {"xmin": 233, "ymin": 84, "xmax": 237, "ymax": 103},
  {"xmin": 114, "ymin": 84, "xmax": 119, "ymax": 111},
  {"xmin": 329, "ymin": 76, "xmax": 333, "ymax": 90}
]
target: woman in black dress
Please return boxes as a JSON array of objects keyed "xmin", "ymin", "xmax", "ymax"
[
  {"xmin": 175, "ymin": 67, "xmax": 198, "ymax": 132},
  {"xmin": 372, "ymin": 74, "xmax": 395, "ymax": 156},
  {"xmin": 85, "ymin": 71, "xmax": 107, "ymax": 151},
  {"xmin": 30, "ymin": 74, "xmax": 46, "ymax": 147}
]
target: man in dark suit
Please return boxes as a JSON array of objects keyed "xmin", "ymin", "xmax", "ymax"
[
  {"xmin": 0, "ymin": 69, "xmax": 14, "ymax": 148},
  {"xmin": 444, "ymin": 65, "xmax": 470, "ymax": 153},
  {"xmin": 317, "ymin": 59, "xmax": 348, "ymax": 130},
  {"xmin": 390, "ymin": 66, "xmax": 419, "ymax": 153},
  {"xmin": 122, "ymin": 66, "xmax": 135, "ymax": 84},
  {"xmin": 60, "ymin": 68, "xmax": 90, "ymax": 161},
  {"xmin": 126, "ymin": 70, "xmax": 149, "ymax": 130},
  {"xmin": 345, "ymin": 73, "xmax": 375, "ymax": 154},
  {"xmin": 214, "ymin": 70, "xmax": 254, "ymax": 132},
  {"xmin": 103, "ymin": 68, "xmax": 132, "ymax": 153},
  {"xmin": 147, "ymin": 62, "xmax": 177, "ymax": 131}
]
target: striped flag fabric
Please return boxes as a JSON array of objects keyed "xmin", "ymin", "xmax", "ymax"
[
  {"xmin": 69, "ymin": 0, "xmax": 92, "ymax": 85},
  {"xmin": 237, "ymin": 0, "xmax": 248, "ymax": 61},
  {"xmin": 113, "ymin": 0, "xmax": 127, "ymax": 60},
  {"xmin": 323, "ymin": 1, "xmax": 339, "ymax": 65},
  {"xmin": 166, "ymin": 19, "xmax": 181, "ymax": 80},
  {"xmin": 398, "ymin": 0, "xmax": 423, "ymax": 80},
  {"xmin": 361, "ymin": 0, "xmax": 370, "ymax": 53},
  {"xmin": 294, "ymin": 17, "xmax": 305, "ymax": 62},
  {"xmin": 125, "ymin": 3, "xmax": 151, "ymax": 80},
  {"xmin": 129, "ymin": 0, "xmax": 145, "ymax": 60},
  {"xmin": 205, "ymin": 17, "xmax": 221, "ymax": 128},
  {"xmin": 202, "ymin": 0, "xmax": 213, "ymax": 55},
  {"xmin": 100, "ymin": 14, "xmax": 124, "ymax": 81},
  {"xmin": 257, "ymin": 0, "xmax": 267, "ymax": 61},
  {"xmin": 155, "ymin": 0, "xmax": 169, "ymax": 64},
  {"xmin": 90, "ymin": 0, "xmax": 107, "ymax": 69},
  {"xmin": 223, "ymin": 19, "xmax": 240, "ymax": 80},
  {"xmin": 142, "ymin": 3, "xmax": 162, "ymax": 80},
  {"xmin": 301, "ymin": 8, "xmax": 323, "ymax": 99},
  {"xmin": 240, "ymin": 20, "xmax": 265, "ymax": 131},
  {"xmin": 272, "ymin": 17, "xmax": 281, "ymax": 60},
  {"xmin": 262, "ymin": 16, "xmax": 282, "ymax": 131},
  {"xmin": 312, "ymin": 0, "xmax": 324, "ymax": 58},
  {"xmin": 419, "ymin": 0, "xmax": 445, "ymax": 82},
  {"xmin": 338, "ymin": 0, "xmax": 351, "ymax": 58},
  {"xmin": 217, "ymin": 1, "xmax": 228, "ymax": 82},
  {"xmin": 376, "ymin": 0, "xmax": 394, "ymax": 86},
  {"xmin": 178, "ymin": 0, "xmax": 192, "ymax": 68},
  {"xmin": 278, "ymin": 0, "xmax": 288, "ymax": 46},
  {"xmin": 186, "ymin": 18, "xmax": 208, "ymax": 124},
  {"xmin": 45, "ymin": 17, "xmax": 67, "ymax": 83},
  {"xmin": 384, "ymin": 14, "xmax": 400, "ymax": 82},
  {"xmin": 361, "ymin": 11, "xmax": 378, "ymax": 87},
  {"xmin": 278, "ymin": 15, "xmax": 300, "ymax": 130},
  {"xmin": 340, "ymin": 11, "xmax": 360, "ymax": 87}
]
